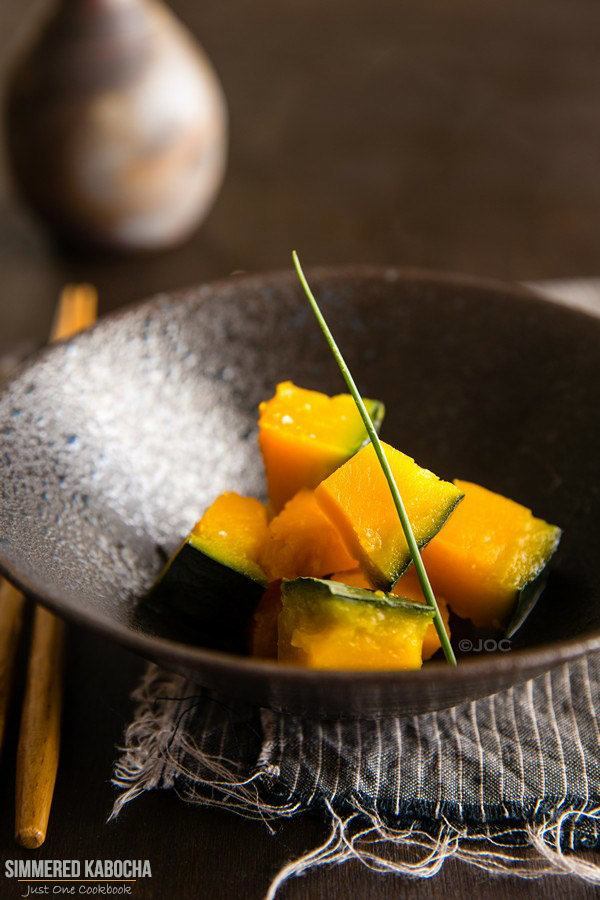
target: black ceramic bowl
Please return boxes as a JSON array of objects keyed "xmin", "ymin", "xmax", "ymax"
[{"xmin": 0, "ymin": 269, "xmax": 598, "ymax": 717}]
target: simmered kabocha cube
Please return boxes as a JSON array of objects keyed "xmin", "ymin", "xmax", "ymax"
[
  {"xmin": 258, "ymin": 489, "xmax": 356, "ymax": 580},
  {"xmin": 315, "ymin": 441, "xmax": 463, "ymax": 589},
  {"xmin": 331, "ymin": 567, "xmax": 450, "ymax": 661},
  {"xmin": 258, "ymin": 381, "xmax": 384, "ymax": 512},
  {"xmin": 189, "ymin": 492, "xmax": 269, "ymax": 581},
  {"xmin": 278, "ymin": 578, "xmax": 434, "ymax": 669},
  {"xmin": 422, "ymin": 480, "xmax": 562, "ymax": 630},
  {"xmin": 149, "ymin": 492, "xmax": 269, "ymax": 651}
]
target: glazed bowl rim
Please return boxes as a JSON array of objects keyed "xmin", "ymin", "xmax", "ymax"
[{"xmin": 0, "ymin": 264, "xmax": 598, "ymax": 685}]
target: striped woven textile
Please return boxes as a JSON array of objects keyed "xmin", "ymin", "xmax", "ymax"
[
  {"xmin": 112, "ymin": 655, "xmax": 600, "ymax": 894},
  {"xmin": 262, "ymin": 657, "xmax": 599, "ymax": 840}
]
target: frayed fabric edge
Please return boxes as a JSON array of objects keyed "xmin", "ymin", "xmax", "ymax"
[
  {"xmin": 110, "ymin": 665, "xmax": 291, "ymax": 825},
  {"xmin": 263, "ymin": 803, "xmax": 600, "ymax": 899},
  {"xmin": 110, "ymin": 665, "xmax": 186, "ymax": 818},
  {"xmin": 110, "ymin": 665, "xmax": 600, "ymax": 898}
]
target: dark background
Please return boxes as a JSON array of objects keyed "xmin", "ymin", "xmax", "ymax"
[{"xmin": 0, "ymin": 1, "xmax": 598, "ymax": 897}]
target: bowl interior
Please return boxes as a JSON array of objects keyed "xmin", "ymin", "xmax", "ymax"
[{"xmin": 0, "ymin": 269, "xmax": 598, "ymax": 716}]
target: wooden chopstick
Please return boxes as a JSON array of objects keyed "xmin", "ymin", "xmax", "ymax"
[
  {"xmin": 0, "ymin": 286, "xmax": 99, "ymax": 762},
  {"xmin": 13, "ymin": 284, "xmax": 97, "ymax": 849},
  {"xmin": 50, "ymin": 284, "xmax": 98, "ymax": 342},
  {"xmin": 0, "ymin": 581, "xmax": 26, "ymax": 751},
  {"xmin": 15, "ymin": 608, "xmax": 64, "ymax": 848}
]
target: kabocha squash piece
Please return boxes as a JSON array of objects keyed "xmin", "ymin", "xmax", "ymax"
[
  {"xmin": 315, "ymin": 441, "xmax": 463, "ymax": 589},
  {"xmin": 249, "ymin": 580, "xmax": 282, "ymax": 659},
  {"xmin": 422, "ymin": 480, "xmax": 561, "ymax": 630},
  {"xmin": 258, "ymin": 381, "xmax": 385, "ymax": 512},
  {"xmin": 149, "ymin": 493, "xmax": 268, "ymax": 651},
  {"xmin": 331, "ymin": 568, "xmax": 450, "ymax": 661},
  {"xmin": 278, "ymin": 578, "xmax": 434, "ymax": 670},
  {"xmin": 258, "ymin": 489, "xmax": 356, "ymax": 580},
  {"xmin": 188, "ymin": 492, "xmax": 269, "ymax": 582}
]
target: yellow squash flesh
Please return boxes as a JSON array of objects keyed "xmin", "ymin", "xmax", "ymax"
[
  {"xmin": 190, "ymin": 492, "xmax": 269, "ymax": 582},
  {"xmin": 315, "ymin": 441, "xmax": 463, "ymax": 589},
  {"xmin": 278, "ymin": 579, "xmax": 433, "ymax": 670},
  {"xmin": 331, "ymin": 567, "xmax": 450, "ymax": 661},
  {"xmin": 258, "ymin": 381, "xmax": 384, "ymax": 512},
  {"xmin": 258, "ymin": 489, "xmax": 356, "ymax": 580},
  {"xmin": 423, "ymin": 480, "xmax": 561, "ymax": 628}
]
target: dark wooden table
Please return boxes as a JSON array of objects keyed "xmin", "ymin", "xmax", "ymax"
[{"xmin": 0, "ymin": 1, "xmax": 598, "ymax": 897}]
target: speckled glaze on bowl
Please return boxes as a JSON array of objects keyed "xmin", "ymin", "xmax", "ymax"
[{"xmin": 0, "ymin": 268, "xmax": 598, "ymax": 718}]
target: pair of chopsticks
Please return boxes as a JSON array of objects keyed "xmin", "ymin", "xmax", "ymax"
[{"xmin": 0, "ymin": 284, "xmax": 97, "ymax": 848}]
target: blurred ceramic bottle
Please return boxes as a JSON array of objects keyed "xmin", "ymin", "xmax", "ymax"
[{"xmin": 5, "ymin": 0, "xmax": 228, "ymax": 252}]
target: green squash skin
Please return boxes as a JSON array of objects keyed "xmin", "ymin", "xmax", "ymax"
[
  {"xmin": 370, "ymin": 489, "xmax": 465, "ymax": 591},
  {"xmin": 504, "ymin": 526, "xmax": 562, "ymax": 638},
  {"xmin": 363, "ymin": 399, "xmax": 385, "ymax": 441},
  {"xmin": 282, "ymin": 577, "xmax": 434, "ymax": 617},
  {"xmin": 188, "ymin": 531, "xmax": 267, "ymax": 583},
  {"xmin": 147, "ymin": 538, "xmax": 267, "ymax": 653}
]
